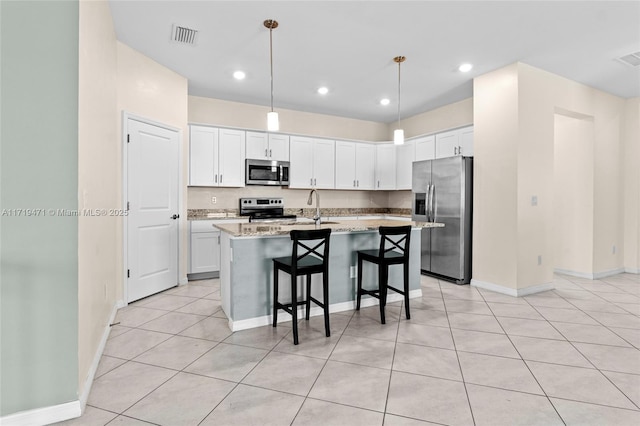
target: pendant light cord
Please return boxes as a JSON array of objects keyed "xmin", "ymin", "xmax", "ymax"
[
  {"xmin": 269, "ymin": 25, "xmax": 274, "ymax": 113},
  {"xmin": 397, "ymin": 59, "xmax": 402, "ymax": 127}
]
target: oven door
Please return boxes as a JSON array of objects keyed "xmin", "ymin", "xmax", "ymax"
[{"xmin": 246, "ymin": 159, "xmax": 288, "ymax": 185}]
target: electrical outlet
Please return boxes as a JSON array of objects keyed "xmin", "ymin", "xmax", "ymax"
[
  {"xmin": 537, "ymin": 255, "xmax": 542, "ymax": 265},
  {"xmin": 211, "ymin": 196, "xmax": 217, "ymax": 204},
  {"xmin": 531, "ymin": 196, "xmax": 538, "ymax": 206},
  {"xmin": 350, "ymin": 266, "xmax": 357, "ymax": 278}
]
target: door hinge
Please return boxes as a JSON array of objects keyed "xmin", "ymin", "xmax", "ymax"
[
  {"xmin": 127, "ymin": 134, "xmax": 130, "ymax": 143},
  {"xmin": 127, "ymin": 269, "xmax": 130, "ymax": 278}
]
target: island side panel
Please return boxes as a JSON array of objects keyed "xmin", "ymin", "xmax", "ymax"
[{"xmin": 224, "ymin": 228, "xmax": 422, "ymax": 330}]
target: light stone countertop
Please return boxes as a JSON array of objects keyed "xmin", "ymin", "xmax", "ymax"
[{"xmin": 214, "ymin": 219, "xmax": 444, "ymax": 237}]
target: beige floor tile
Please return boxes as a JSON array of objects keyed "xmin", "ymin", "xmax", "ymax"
[
  {"xmin": 440, "ymin": 285, "xmax": 485, "ymax": 302},
  {"xmin": 242, "ymin": 351, "xmax": 326, "ymax": 396},
  {"xmin": 330, "ymin": 335, "xmax": 396, "ymax": 369},
  {"xmin": 383, "ymin": 414, "xmax": 441, "ymax": 425},
  {"xmin": 109, "ymin": 416, "xmax": 156, "ymax": 425},
  {"xmin": 609, "ymin": 327, "xmax": 640, "ymax": 348},
  {"xmin": 534, "ymin": 306, "xmax": 599, "ymax": 325},
  {"xmin": 273, "ymin": 326, "xmax": 342, "ymax": 359},
  {"xmin": 447, "ymin": 312, "xmax": 504, "ymax": 334},
  {"xmin": 223, "ymin": 323, "xmax": 290, "ymax": 349},
  {"xmin": 142, "ymin": 294, "xmax": 198, "ymax": 311},
  {"xmin": 175, "ymin": 298, "xmax": 222, "ymax": 316},
  {"xmin": 393, "ymin": 343, "xmax": 462, "ymax": 381},
  {"xmin": 524, "ymin": 295, "xmax": 578, "ymax": 309},
  {"xmin": 133, "ymin": 335, "xmax": 217, "ymax": 370},
  {"xmin": 488, "ymin": 302, "xmax": 545, "ymax": 320},
  {"xmin": 497, "ymin": 317, "xmax": 565, "ymax": 340},
  {"xmin": 551, "ymin": 322, "xmax": 631, "ymax": 347},
  {"xmin": 200, "ymin": 384, "xmax": 304, "ymax": 426},
  {"xmin": 405, "ymin": 296, "xmax": 446, "ymax": 312},
  {"xmin": 53, "ymin": 405, "xmax": 117, "ymax": 425},
  {"xmin": 165, "ymin": 284, "xmax": 215, "ymax": 298},
  {"xmin": 87, "ymin": 361, "xmax": 176, "ymax": 413},
  {"xmin": 458, "ymin": 352, "xmax": 543, "ymax": 394},
  {"xmin": 344, "ymin": 314, "xmax": 399, "ymax": 342},
  {"xmin": 587, "ymin": 311, "xmax": 640, "ymax": 329},
  {"xmin": 184, "ymin": 342, "xmax": 267, "ymax": 382},
  {"xmin": 179, "ymin": 316, "xmax": 233, "ymax": 342},
  {"xmin": 477, "ymin": 289, "xmax": 529, "ymax": 305},
  {"xmin": 294, "ymin": 399, "xmax": 384, "ymax": 425},
  {"xmin": 309, "ymin": 360, "xmax": 391, "ymax": 412},
  {"xmin": 94, "ymin": 355, "xmax": 127, "ymax": 379},
  {"xmin": 601, "ymin": 370, "xmax": 640, "ymax": 408},
  {"xmin": 403, "ymin": 308, "xmax": 450, "ymax": 327},
  {"xmin": 551, "ymin": 397, "xmax": 640, "ymax": 426},
  {"xmin": 137, "ymin": 311, "xmax": 207, "ymax": 335},
  {"xmin": 526, "ymin": 361, "xmax": 636, "ymax": 409},
  {"xmin": 444, "ymin": 299, "xmax": 493, "ymax": 315},
  {"xmin": 113, "ymin": 306, "xmax": 168, "ymax": 328},
  {"xmin": 510, "ymin": 336, "xmax": 593, "ymax": 368},
  {"xmin": 103, "ymin": 329, "xmax": 171, "ymax": 360},
  {"xmin": 108, "ymin": 324, "xmax": 134, "ymax": 339},
  {"xmin": 386, "ymin": 371, "xmax": 473, "ymax": 425},
  {"xmin": 397, "ymin": 322, "xmax": 454, "ymax": 350},
  {"xmin": 451, "ymin": 328, "xmax": 520, "ymax": 358},
  {"xmin": 124, "ymin": 372, "xmax": 235, "ymax": 425},
  {"xmin": 573, "ymin": 342, "xmax": 640, "ymax": 375},
  {"xmin": 567, "ymin": 299, "xmax": 627, "ymax": 314},
  {"xmin": 466, "ymin": 383, "xmax": 564, "ymax": 426}
]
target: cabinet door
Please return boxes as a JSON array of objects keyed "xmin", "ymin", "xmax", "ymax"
[
  {"xmin": 245, "ymin": 131, "xmax": 268, "ymax": 160},
  {"xmin": 375, "ymin": 143, "xmax": 397, "ymax": 190},
  {"xmin": 459, "ymin": 126, "xmax": 474, "ymax": 156},
  {"xmin": 190, "ymin": 231, "xmax": 220, "ymax": 273},
  {"xmin": 218, "ymin": 128, "xmax": 246, "ymax": 187},
  {"xmin": 289, "ymin": 136, "xmax": 314, "ymax": 188},
  {"xmin": 335, "ymin": 141, "xmax": 356, "ymax": 189},
  {"xmin": 268, "ymin": 134, "xmax": 290, "ymax": 161},
  {"xmin": 435, "ymin": 130, "xmax": 459, "ymax": 159},
  {"xmin": 189, "ymin": 126, "xmax": 218, "ymax": 186},
  {"xmin": 313, "ymin": 139, "xmax": 335, "ymax": 189},
  {"xmin": 415, "ymin": 135, "xmax": 435, "ymax": 161},
  {"xmin": 396, "ymin": 139, "xmax": 415, "ymax": 190},
  {"xmin": 355, "ymin": 143, "xmax": 375, "ymax": 190}
]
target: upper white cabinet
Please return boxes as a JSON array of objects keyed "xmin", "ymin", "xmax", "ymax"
[
  {"xmin": 396, "ymin": 139, "xmax": 416, "ymax": 190},
  {"xmin": 435, "ymin": 126, "xmax": 473, "ymax": 158},
  {"xmin": 189, "ymin": 125, "xmax": 245, "ymax": 187},
  {"xmin": 246, "ymin": 131, "xmax": 289, "ymax": 161},
  {"xmin": 415, "ymin": 135, "xmax": 435, "ymax": 161},
  {"xmin": 335, "ymin": 141, "xmax": 375, "ymax": 190},
  {"xmin": 375, "ymin": 143, "xmax": 397, "ymax": 190},
  {"xmin": 289, "ymin": 136, "xmax": 335, "ymax": 189}
]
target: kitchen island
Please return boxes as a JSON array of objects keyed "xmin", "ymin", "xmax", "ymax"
[{"xmin": 214, "ymin": 219, "xmax": 444, "ymax": 331}]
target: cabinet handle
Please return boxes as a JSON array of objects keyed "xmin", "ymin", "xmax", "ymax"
[
  {"xmin": 314, "ymin": 178, "xmax": 317, "ymax": 186},
  {"xmin": 220, "ymin": 174, "xmax": 223, "ymax": 183},
  {"xmin": 378, "ymin": 180, "xmax": 380, "ymax": 188},
  {"xmin": 454, "ymin": 147, "xmax": 457, "ymax": 155},
  {"xmin": 215, "ymin": 175, "xmax": 218, "ymax": 183},
  {"xmin": 357, "ymin": 180, "xmax": 359, "ymax": 187},
  {"xmin": 217, "ymin": 235, "xmax": 220, "ymax": 244},
  {"xmin": 265, "ymin": 148, "xmax": 268, "ymax": 157},
  {"xmin": 269, "ymin": 149, "xmax": 272, "ymax": 157},
  {"xmin": 310, "ymin": 178, "xmax": 313, "ymax": 186},
  {"xmin": 353, "ymin": 180, "xmax": 356, "ymax": 187}
]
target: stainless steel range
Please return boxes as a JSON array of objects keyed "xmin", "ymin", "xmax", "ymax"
[{"xmin": 239, "ymin": 197, "xmax": 297, "ymax": 222}]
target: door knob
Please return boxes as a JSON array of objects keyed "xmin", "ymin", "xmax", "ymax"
[{"xmin": 170, "ymin": 214, "xmax": 180, "ymax": 220}]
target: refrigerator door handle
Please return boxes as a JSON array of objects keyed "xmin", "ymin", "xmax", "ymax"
[
  {"xmin": 426, "ymin": 184, "xmax": 432, "ymax": 222},
  {"xmin": 429, "ymin": 184, "xmax": 436, "ymax": 222}
]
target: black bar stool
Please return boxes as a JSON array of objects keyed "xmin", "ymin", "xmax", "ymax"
[
  {"xmin": 356, "ymin": 225, "xmax": 412, "ymax": 324},
  {"xmin": 272, "ymin": 228, "xmax": 331, "ymax": 345}
]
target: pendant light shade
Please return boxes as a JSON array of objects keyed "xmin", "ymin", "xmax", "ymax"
[
  {"xmin": 393, "ymin": 55, "xmax": 406, "ymax": 145},
  {"xmin": 264, "ymin": 19, "xmax": 279, "ymax": 131}
]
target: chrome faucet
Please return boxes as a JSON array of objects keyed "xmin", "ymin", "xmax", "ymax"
[{"xmin": 307, "ymin": 189, "xmax": 321, "ymax": 225}]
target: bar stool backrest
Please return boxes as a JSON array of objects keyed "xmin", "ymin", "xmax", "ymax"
[
  {"xmin": 378, "ymin": 225, "xmax": 412, "ymax": 260},
  {"xmin": 290, "ymin": 228, "xmax": 332, "ymax": 268}
]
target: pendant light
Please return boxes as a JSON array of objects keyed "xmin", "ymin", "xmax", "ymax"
[
  {"xmin": 393, "ymin": 55, "xmax": 406, "ymax": 145},
  {"xmin": 264, "ymin": 19, "xmax": 279, "ymax": 131}
]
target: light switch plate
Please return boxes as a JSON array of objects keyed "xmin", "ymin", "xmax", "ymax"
[{"xmin": 531, "ymin": 196, "xmax": 538, "ymax": 206}]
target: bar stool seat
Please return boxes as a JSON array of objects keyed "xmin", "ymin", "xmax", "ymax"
[
  {"xmin": 356, "ymin": 225, "xmax": 412, "ymax": 324},
  {"xmin": 272, "ymin": 228, "xmax": 331, "ymax": 345}
]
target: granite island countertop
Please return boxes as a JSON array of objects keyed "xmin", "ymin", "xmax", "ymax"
[{"xmin": 214, "ymin": 219, "xmax": 444, "ymax": 237}]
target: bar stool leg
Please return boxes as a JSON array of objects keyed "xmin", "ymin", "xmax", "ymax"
[
  {"xmin": 291, "ymin": 272, "xmax": 299, "ymax": 345},
  {"xmin": 403, "ymin": 262, "xmax": 410, "ymax": 320},
  {"xmin": 273, "ymin": 267, "xmax": 279, "ymax": 327},
  {"xmin": 378, "ymin": 263, "xmax": 387, "ymax": 324},
  {"xmin": 323, "ymin": 271, "xmax": 330, "ymax": 337},
  {"xmin": 305, "ymin": 274, "xmax": 311, "ymax": 320},
  {"xmin": 356, "ymin": 255, "xmax": 363, "ymax": 310}
]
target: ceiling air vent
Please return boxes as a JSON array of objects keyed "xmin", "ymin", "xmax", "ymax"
[
  {"xmin": 617, "ymin": 51, "xmax": 640, "ymax": 67},
  {"xmin": 171, "ymin": 24, "xmax": 198, "ymax": 45}
]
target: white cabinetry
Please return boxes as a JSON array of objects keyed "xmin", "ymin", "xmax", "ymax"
[
  {"xmin": 289, "ymin": 136, "xmax": 335, "ymax": 189},
  {"xmin": 396, "ymin": 139, "xmax": 416, "ymax": 190},
  {"xmin": 246, "ymin": 131, "xmax": 289, "ymax": 161},
  {"xmin": 189, "ymin": 221, "xmax": 220, "ymax": 276},
  {"xmin": 435, "ymin": 126, "xmax": 473, "ymax": 159},
  {"xmin": 335, "ymin": 141, "xmax": 375, "ymax": 190},
  {"xmin": 189, "ymin": 126, "xmax": 246, "ymax": 187},
  {"xmin": 415, "ymin": 135, "xmax": 436, "ymax": 161},
  {"xmin": 375, "ymin": 143, "xmax": 397, "ymax": 190}
]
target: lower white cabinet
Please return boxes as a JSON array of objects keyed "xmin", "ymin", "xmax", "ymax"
[{"xmin": 189, "ymin": 221, "xmax": 220, "ymax": 276}]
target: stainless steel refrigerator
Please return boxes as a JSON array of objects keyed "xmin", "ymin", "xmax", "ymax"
[{"xmin": 412, "ymin": 156, "xmax": 473, "ymax": 284}]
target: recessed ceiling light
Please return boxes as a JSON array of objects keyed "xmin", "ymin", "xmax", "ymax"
[
  {"xmin": 458, "ymin": 63, "xmax": 473, "ymax": 73},
  {"xmin": 317, "ymin": 87, "xmax": 329, "ymax": 95},
  {"xmin": 380, "ymin": 98, "xmax": 390, "ymax": 106},
  {"xmin": 233, "ymin": 70, "xmax": 246, "ymax": 80}
]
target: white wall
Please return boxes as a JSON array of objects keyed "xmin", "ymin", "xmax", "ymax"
[{"xmin": 623, "ymin": 97, "xmax": 640, "ymax": 273}]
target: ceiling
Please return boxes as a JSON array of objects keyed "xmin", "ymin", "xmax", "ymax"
[{"xmin": 109, "ymin": 1, "xmax": 640, "ymax": 123}]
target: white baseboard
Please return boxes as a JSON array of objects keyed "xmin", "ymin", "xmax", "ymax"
[
  {"xmin": 624, "ymin": 267, "xmax": 640, "ymax": 274},
  {"xmin": 179, "ymin": 276, "xmax": 189, "ymax": 285},
  {"xmin": 0, "ymin": 401, "xmax": 81, "ymax": 426},
  {"xmin": 228, "ymin": 289, "xmax": 422, "ymax": 332},
  {"xmin": 471, "ymin": 279, "xmax": 554, "ymax": 297},
  {"xmin": 78, "ymin": 303, "xmax": 120, "ymax": 411},
  {"xmin": 554, "ymin": 267, "xmax": 626, "ymax": 280}
]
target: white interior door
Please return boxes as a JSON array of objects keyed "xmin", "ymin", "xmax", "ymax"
[{"xmin": 127, "ymin": 118, "xmax": 179, "ymax": 302}]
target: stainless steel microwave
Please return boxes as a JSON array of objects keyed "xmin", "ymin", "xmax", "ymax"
[{"xmin": 245, "ymin": 159, "xmax": 290, "ymax": 186}]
